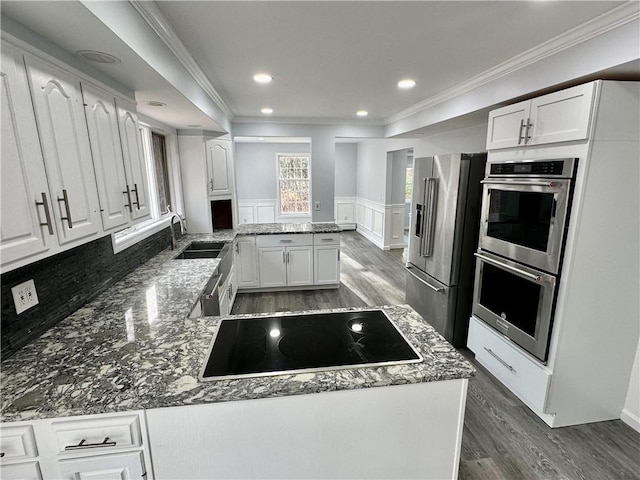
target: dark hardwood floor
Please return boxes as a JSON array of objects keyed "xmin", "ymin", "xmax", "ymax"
[{"xmin": 231, "ymin": 230, "xmax": 640, "ymax": 480}]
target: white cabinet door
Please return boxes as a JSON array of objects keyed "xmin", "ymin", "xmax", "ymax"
[
  {"xmin": 206, "ymin": 139, "xmax": 233, "ymax": 196},
  {"xmin": 314, "ymin": 245, "xmax": 340, "ymax": 285},
  {"xmin": 286, "ymin": 246, "xmax": 313, "ymax": 286},
  {"xmin": 1, "ymin": 462, "xmax": 42, "ymax": 480},
  {"xmin": 116, "ymin": 99, "xmax": 150, "ymax": 221},
  {"xmin": 0, "ymin": 45, "xmax": 56, "ymax": 266},
  {"xmin": 55, "ymin": 451, "xmax": 146, "ymax": 480},
  {"xmin": 24, "ymin": 54, "xmax": 101, "ymax": 245},
  {"xmin": 528, "ymin": 82, "xmax": 595, "ymax": 146},
  {"xmin": 485, "ymin": 100, "xmax": 530, "ymax": 149},
  {"xmin": 81, "ymin": 84, "xmax": 130, "ymax": 231},
  {"xmin": 258, "ymin": 247, "xmax": 287, "ymax": 287},
  {"xmin": 236, "ymin": 237, "xmax": 259, "ymax": 288}
]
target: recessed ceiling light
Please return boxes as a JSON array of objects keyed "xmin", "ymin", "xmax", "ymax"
[
  {"xmin": 76, "ymin": 50, "xmax": 121, "ymax": 65},
  {"xmin": 356, "ymin": 110, "xmax": 368, "ymax": 117},
  {"xmin": 258, "ymin": 137, "xmax": 265, "ymax": 141},
  {"xmin": 398, "ymin": 79, "xmax": 416, "ymax": 89},
  {"xmin": 261, "ymin": 107, "xmax": 274, "ymax": 114},
  {"xmin": 253, "ymin": 73, "xmax": 273, "ymax": 84},
  {"xmin": 144, "ymin": 101, "xmax": 166, "ymax": 107}
]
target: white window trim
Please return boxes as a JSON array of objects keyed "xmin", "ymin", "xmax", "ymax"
[{"xmin": 276, "ymin": 152, "xmax": 312, "ymax": 219}]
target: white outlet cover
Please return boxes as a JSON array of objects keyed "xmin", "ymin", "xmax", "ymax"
[{"xmin": 11, "ymin": 279, "xmax": 39, "ymax": 315}]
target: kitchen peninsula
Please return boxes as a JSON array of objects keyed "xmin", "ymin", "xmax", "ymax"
[{"xmin": 1, "ymin": 227, "xmax": 474, "ymax": 479}]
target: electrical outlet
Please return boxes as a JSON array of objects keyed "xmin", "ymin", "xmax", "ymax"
[
  {"xmin": 314, "ymin": 201, "xmax": 321, "ymax": 211},
  {"xmin": 11, "ymin": 279, "xmax": 39, "ymax": 315}
]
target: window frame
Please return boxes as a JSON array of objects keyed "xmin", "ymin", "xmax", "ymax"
[{"xmin": 276, "ymin": 152, "xmax": 312, "ymax": 218}]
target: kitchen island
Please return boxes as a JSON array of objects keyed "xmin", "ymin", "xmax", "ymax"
[{"xmin": 0, "ymin": 230, "xmax": 474, "ymax": 479}]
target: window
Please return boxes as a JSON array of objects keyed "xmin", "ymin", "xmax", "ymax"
[
  {"xmin": 277, "ymin": 154, "xmax": 311, "ymax": 216},
  {"xmin": 405, "ymin": 166, "xmax": 414, "ymax": 202},
  {"xmin": 150, "ymin": 132, "xmax": 172, "ymax": 214}
]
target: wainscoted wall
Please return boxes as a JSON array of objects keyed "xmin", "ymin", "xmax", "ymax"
[
  {"xmin": 0, "ymin": 226, "xmax": 179, "ymax": 358},
  {"xmin": 334, "ymin": 196, "xmax": 357, "ymax": 230},
  {"xmin": 237, "ymin": 199, "xmax": 311, "ymax": 225},
  {"xmin": 355, "ymin": 198, "xmax": 406, "ymax": 250}
]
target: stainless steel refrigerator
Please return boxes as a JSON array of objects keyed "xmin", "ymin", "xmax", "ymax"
[{"xmin": 405, "ymin": 153, "xmax": 486, "ymax": 347}]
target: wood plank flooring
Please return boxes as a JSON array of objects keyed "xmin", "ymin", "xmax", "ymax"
[{"xmin": 231, "ymin": 230, "xmax": 640, "ymax": 480}]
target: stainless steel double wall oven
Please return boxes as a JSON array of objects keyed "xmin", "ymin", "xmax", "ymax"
[{"xmin": 473, "ymin": 158, "xmax": 578, "ymax": 361}]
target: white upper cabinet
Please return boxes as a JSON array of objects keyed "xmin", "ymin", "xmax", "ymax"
[
  {"xmin": 81, "ymin": 83, "xmax": 130, "ymax": 231},
  {"xmin": 116, "ymin": 99, "xmax": 150, "ymax": 220},
  {"xmin": 206, "ymin": 139, "xmax": 234, "ymax": 197},
  {"xmin": 24, "ymin": 54, "xmax": 101, "ymax": 245},
  {"xmin": 486, "ymin": 82, "xmax": 596, "ymax": 150},
  {"xmin": 0, "ymin": 44, "xmax": 56, "ymax": 265}
]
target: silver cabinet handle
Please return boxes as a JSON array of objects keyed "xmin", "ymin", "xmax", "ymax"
[
  {"xmin": 36, "ymin": 192, "xmax": 54, "ymax": 235},
  {"xmin": 320, "ymin": 238, "xmax": 334, "ymax": 242},
  {"xmin": 282, "ymin": 251, "xmax": 286, "ymax": 263},
  {"xmin": 484, "ymin": 347, "xmax": 516, "ymax": 372},
  {"xmin": 286, "ymin": 251, "xmax": 290, "ymax": 263},
  {"xmin": 209, "ymin": 179, "xmax": 214, "ymax": 191},
  {"xmin": 280, "ymin": 239, "xmax": 293, "ymax": 243},
  {"xmin": 474, "ymin": 253, "xmax": 541, "ymax": 282},
  {"xmin": 57, "ymin": 189, "xmax": 73, "ymax": 228},
  {"xmin": 65, "ymin": 437, "xmax": 117, "ymax": 451},
  {"xmin": 123, "ymin": 185, "xmax": 133, "ymax": 213},
  {"xmin": 132, "ymin": 183, "xmax": 140, "ymax": 209},
  {"xmin": 482, "ymin": 180, "xmax": 559, "ymax": 188},
  {"xmin": 524, "ymin": 119, "xmax": 533, "ymax": 143},
  {"xmin": 405, "ymin": 266, "xmax": 444, "ymax": 292},
  {"xmin": 234, "ymin": 242, "xmax": 239, "ymax": 253},
  {"xmin": 518, "ymin": 119, "xmax": 526, "ymax": 145}
]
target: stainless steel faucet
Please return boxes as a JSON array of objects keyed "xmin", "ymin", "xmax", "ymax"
[{"xmin": 169, "ymin": 212, "xmax": 186, "ymax": 250}]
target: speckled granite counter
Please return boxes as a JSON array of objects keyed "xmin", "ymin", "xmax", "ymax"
[
  {"xmin": 236, "ymin": 222, "xmax": 341, "ymax": 235},
  {"xmin": 1, "ymin": 230, "xmax": 473, "ymax": 423}
]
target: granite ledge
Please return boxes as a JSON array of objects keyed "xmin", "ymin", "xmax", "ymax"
[{"xmin": 235, "ymin": 222, "xmax": 340, "ymax": 235}]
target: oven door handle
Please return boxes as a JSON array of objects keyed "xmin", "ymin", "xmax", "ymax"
[
  {"xmin": 474, "ymin": 253, "xmax": 541, "ymax": 283},
  {"xmin": 481, "ymin": 180, "xmax": 559, "ymax": 188}
]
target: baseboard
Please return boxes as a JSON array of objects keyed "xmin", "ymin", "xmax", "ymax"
[
  {"xmin": 355, "ymin": 226, "xmax": 384, "ymax": 250},
  {"xmin": 621, "ymin": 408, "xmax": 640, "ymax": 433}
]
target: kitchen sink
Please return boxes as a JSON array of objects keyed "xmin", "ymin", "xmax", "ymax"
[{"xmin": 174, "ymin": 241, "xmax": 227, "ymax": 259}]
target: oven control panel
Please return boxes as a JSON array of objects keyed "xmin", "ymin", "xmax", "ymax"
[{"xmin": 488, "ymin": 158, "xmax": 576, "ymax": 178}]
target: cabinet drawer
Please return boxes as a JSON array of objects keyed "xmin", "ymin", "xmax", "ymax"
[
  {"xmin": 256, "ymin": 234, "xmax": 313, "ymax": 247},
  {"xmin": 467, "ymin": 317, "xmax": 552, "ymax": 413},
  {"xmin": 1, "ymin": 461, "xmax": 42, "ymax": 480},
  {"xmin": 56, "ymin": 451, "xmax": 145, "ymax": 480},
  {"xmin": 50, "ymin": 414, "xmax": 142, "ymax": 454},
  {"xmin": 0, "ymin": 425, "xmax": 38, "ymax": 461},
  {"xmin": 313, "ymin": 233, "xmax": 340, "ymax": 245}
]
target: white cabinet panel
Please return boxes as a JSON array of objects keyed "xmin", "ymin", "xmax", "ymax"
[
  {"xmin": 82, "ymin": 84, "xmax": 130, "ymax": 231},
  {"xmin": 0, "ymin": 424, "xmax": 38, "ymax": 461},
  {"xmin": 235, "ymin": 236, "xmax": 259, "ymax": 288},
  {"xmin": 56, "ymin": 451, "xmax": 146, "ymax": 480},
  {"xmin": 1, "ymin": 462, "xmax": 42, "ymax": 480},
  {"xmin": 286, "ymin": 246, "xmax": 313, "ymax": 286},
  {"xmin": 206, "ymin": 139, "xmax": 233, "ymax": 197},
  {"xmin": 24, "ymin": 54, "xmax": 101, "ymax": 245},
  {"xmin": 0, "ymin": 45, "xmax": 56, "ymax": 266},
  {"xmin": 116, "ymin": 99, "xmax": 150, "ymax": 220},
  {"xmin": 486, "ymin": 100, "xmax": 530, "ymax": 150},
  {"xmin": 258, "ymin": 247, "xmax": 287, "ymax": 287},
  {"xmin": 314, "ymin": 246, "xmax": 340, "ymax": 285},
  {"xmin": 50, "ymin": 415, "xmax": 142, "ymax": 454}
]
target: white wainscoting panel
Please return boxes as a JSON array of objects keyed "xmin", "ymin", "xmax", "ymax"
[
  {"xmin": 238, "ymin": 200, "xmax": 276, "ymax": 224},
  {"xmin": 238, "ymin": 206, "xmax": 254, "ymax": 224},
  {"xmin": 335, "ymin": 196, "xmax": 356, "ymax": 229},
  {"xmin": 356, "ymin": 198, "xmax": 385, "ymax": 249}
]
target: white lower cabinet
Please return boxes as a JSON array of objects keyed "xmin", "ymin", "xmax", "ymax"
[
  {"xmin": 0, "ymin": 411, "xmax": 153, "ymax": 480},
  {"xmin": 241, "ymin": 233, "xmax": 340, "ymax": 291}
]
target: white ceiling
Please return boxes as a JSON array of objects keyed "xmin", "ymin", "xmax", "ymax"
[{"xmin": 2, "ymin": 1, "xmax": 638, "ymax": 132}]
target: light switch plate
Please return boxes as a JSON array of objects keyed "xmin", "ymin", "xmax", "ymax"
[{"xmin": 11, "ymin": 279, "xmax": 39, "ymax": 315}]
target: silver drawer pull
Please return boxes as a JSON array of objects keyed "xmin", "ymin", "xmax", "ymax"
[
  {"xmin": 123, "ymin": 185, "xmax": 133, "ymax": 213},
  {"xmin": 65, "ymin": 437, "xmax": 117, "ymax": 450},
  {"xmin": 279, "ymin": 239, "xmax": 293, "ymax": 243},
  {"xmin": 484, "ymin": 347, "xmax": 516, "ymax": 373},
  {"xmin": 320, "ymin": 238, "xmax": 334, "ymax": 242},
  {"xmin": 35, "ymin": 192, "xmax": 54, "ymax": 235},
  {"xmin": 57, "ymin": 189, "xmax": 73, "ymax": 228}
]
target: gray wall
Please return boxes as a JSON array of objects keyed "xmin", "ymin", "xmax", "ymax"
[
  {"xmin": 388, "ymin": 149, "xmax": 410, "ymax": 205},
  {"xmin": 334, "ymin": 143, "xmax": 357, "ymax": 197},
  {"xmin": 235, "ymin": 142, "xmax": 310, "ymax": 200}
]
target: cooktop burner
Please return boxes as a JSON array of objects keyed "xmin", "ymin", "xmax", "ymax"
[{"xmin": 199, "ymin": 310, "xmax": 423, "ymax": 381}]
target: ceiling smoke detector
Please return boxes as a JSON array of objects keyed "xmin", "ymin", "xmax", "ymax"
[{"xmin": 76, "ymin": 50, "xmax": 121, "ymax": 65}]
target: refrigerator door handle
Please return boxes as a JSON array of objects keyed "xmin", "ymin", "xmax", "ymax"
[
  {"xmin": 406, "ymin": 266, "xmax": 445, "ymax": 292},
  {"xmin": 421, "ymin": 177, "xmax": 438, "ymax": 257}
]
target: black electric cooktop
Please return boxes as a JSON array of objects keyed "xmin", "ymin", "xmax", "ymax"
[{"xmin": 199, "ymin": 310, "xmax": 423, "ymax": 381}]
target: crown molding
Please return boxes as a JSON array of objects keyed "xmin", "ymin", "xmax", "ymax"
[
  {"xmin": 232, "ymin": 116, "xmax": 386, "ymax": 126},
  {"xmin": 129, "ymin": 0, "xmax": 234, "ymax": 119},
  {"xmin": 386, "ymin": 1, "xmax": 640, "ymax": 125}
]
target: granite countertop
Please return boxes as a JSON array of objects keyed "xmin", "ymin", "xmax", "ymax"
[
  {"xmin": 236, "ymin": 222, "xmax": 341, "ymax": 235},
  {"xmin": 0, "ymin": 230, "xmax": 474, "ymax": 424}
]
